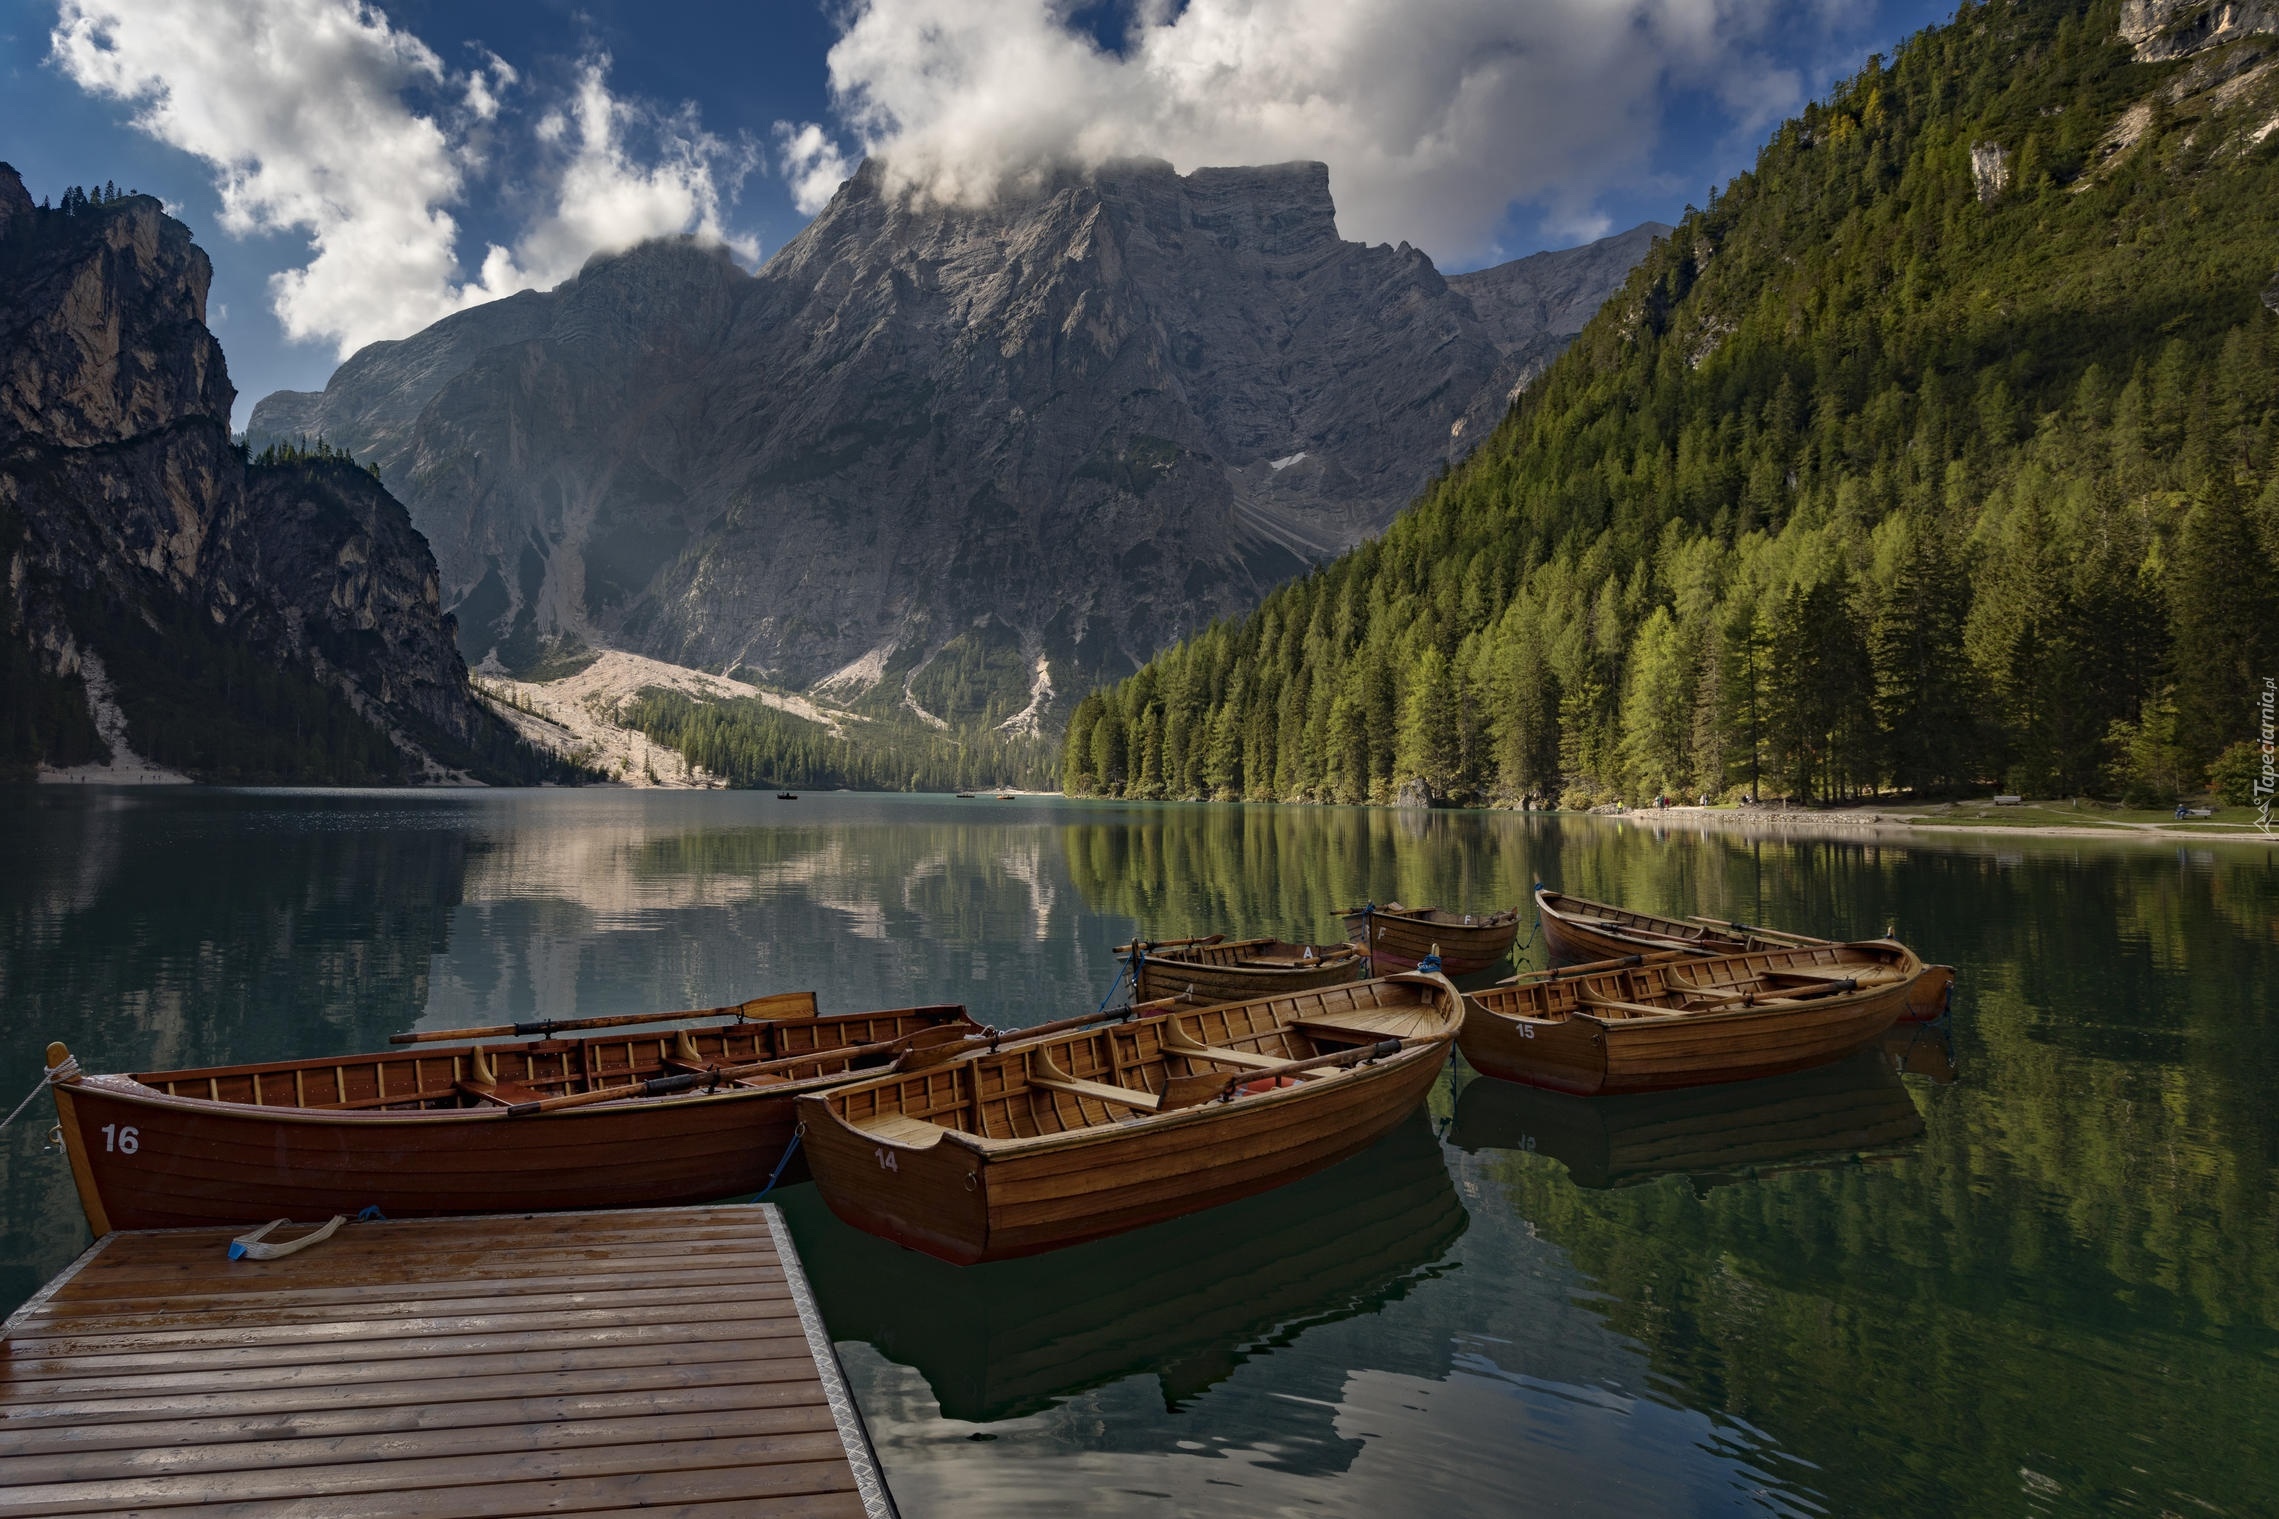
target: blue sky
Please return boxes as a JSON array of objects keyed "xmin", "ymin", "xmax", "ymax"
[{"xmin": 2, "ymin": 0, "xmax": 1956, "ymax": 427}]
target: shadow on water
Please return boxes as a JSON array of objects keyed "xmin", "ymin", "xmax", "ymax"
[
  {"xmin": 1448, "ymin": 1049, "xmax": 1925, "ymax": 1191},
  {"xmin": 777, "ymin": 1111, "xmax": 1465, "ymax": 1427}
]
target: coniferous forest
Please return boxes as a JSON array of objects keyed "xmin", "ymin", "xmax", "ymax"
[{"xmin": 1061, "ymin": 0, "xmax": 2279, "ymax": 809}]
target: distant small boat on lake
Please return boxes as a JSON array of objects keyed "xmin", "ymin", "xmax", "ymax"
[
  {"xmin": 777, "ymin": 791, "xmax": 799, "ymax": 799},
  {"xmin": 1460, "ymin": 941, "xmax": 1928, "ymax": 1095},
  {"xmin": 798, "ymin": 974, "xmax": 1464, "ymax": 1263},
  {"xmin": 1340, "ymin": 901, "xmax": 1523, "ymax": 974},
  {"xmin": 43, "ymin": 995, "xmax": 980, "ymax": 1233},
  {"xmin": 1535, "ymin": 887, "xmax": 1952, "ymax": 1021},
  {"xmin": 1118, "ymin": 934, "xmax": 1368, "ymax": 1005}
]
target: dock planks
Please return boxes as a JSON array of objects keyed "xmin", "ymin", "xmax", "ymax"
[{"xmin": 0, "ymin": 1204, "xmax": 896, "ymax": 1518}]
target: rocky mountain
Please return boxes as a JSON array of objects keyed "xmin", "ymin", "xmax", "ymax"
[
  {"xmin": 1445, "ymin": 221, "xmax": 1671, "ymax": 383},
  {"xmin": 251, "ymin": 160, "xmax": 1660, "ymax": 723},
  {"xmin": 0, "ymin": 164, "xmax": 551, "ymax": 784}
]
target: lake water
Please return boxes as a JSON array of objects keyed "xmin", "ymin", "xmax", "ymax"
[{"xmin": 3, "ymin": 787, "xmax": 2274, "ymax": 1515}]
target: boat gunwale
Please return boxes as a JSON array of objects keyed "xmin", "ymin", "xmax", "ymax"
[
  {"xmin": 119, "ymin": 1001, "xmax": 976, "ymax": 1087},
  {"xmin": 64, "ymin": 1066, "xmax": 862, "ymax": 1126}
]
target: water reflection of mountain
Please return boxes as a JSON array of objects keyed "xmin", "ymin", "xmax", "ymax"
[
  {"xmin": 780, "ymin": 1112, "xmax": 1465, "ymax": 1425},
  {"xmin": 1450, "ymin": 1051, "xmax": 1924, "ymax": 1190},
  {"xmin": 424, "ymin": 796, "xmax": 1114, "ymax": 1032}
]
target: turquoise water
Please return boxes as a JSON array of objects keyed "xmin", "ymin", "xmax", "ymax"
[{"xmin": 3, "ymin": 787, "xmax": 2274, "ymax": 1515}]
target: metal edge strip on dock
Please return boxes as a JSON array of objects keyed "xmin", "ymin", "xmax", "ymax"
[{"xmin": 765, "ymin": 1202, "xmax": 900, "ymax": 1519}]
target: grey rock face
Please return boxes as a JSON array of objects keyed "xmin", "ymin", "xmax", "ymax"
[
  {"xmin": 1447, "ymin": 221, "xmax": 1672, "ymax": 387},
  {"xmin": 0, "ymin": 162, "xmax": 510, "ymax": 776},
  {"xmin": 2119, "ymin": 0, "xmax": 2279, "ymax": 59},
  {"xmin": 251, "ymin": 158, "xmax": 1658, "ymax": 700}
]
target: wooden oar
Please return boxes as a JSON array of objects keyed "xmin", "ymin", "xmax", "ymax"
[
  {"xmin": 1112, "ymin": 934, "xmax": 1232, "ymax": 954},
  {"xmin": 390, "ymin": 991, "xmax": 818, "ymax": 1046},
  {"xmin": 1158, "ymin": 1038, "xmax": 1403, "ymax": 1111},
  {"xmin": 487, "ymin": 1028, "xmax": 926, "ymax": 1115}
]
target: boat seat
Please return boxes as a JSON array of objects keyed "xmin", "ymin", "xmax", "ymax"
[
  {"xmin": 853, "ymin": 1111, "xmax": 954, "ymax": 1146},
  {"xmin": 1025, "ymin": 1049, "xmax": 1161, "ymax": 1112},
  {"xmin": 455, "ymin": 1079, "xmax": 555, "ymax": 1107},
  {"xmin": 1292, "ymin": 1006, "xmax": 1443, "ymax": 1043},
  {"xmin": 1159, "ymin": 1024, "xmax": 1297, "ymax": 1072}
]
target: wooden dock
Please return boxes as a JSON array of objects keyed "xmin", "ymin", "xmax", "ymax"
[{"xmin": 0, "ymin": 1203, "xmax": 897, "ymax": 1517}]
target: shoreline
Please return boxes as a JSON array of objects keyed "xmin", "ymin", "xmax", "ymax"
[
  {"xmin": 1583, "ymin": 802, "xmax": 2276, "ymax": 847},
  {"xmin": 10, "ymin": 779, "xmax": 2271, "ymax": 846}
]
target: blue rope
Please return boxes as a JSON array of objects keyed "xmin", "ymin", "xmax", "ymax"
[
  {"xmin": 756, "ymin": 1129, "xmax": 804, "ymax": 1200},
  {"xmin": 1095, "ymin": 944, "xmax": 1142, "ymax": 1014}
]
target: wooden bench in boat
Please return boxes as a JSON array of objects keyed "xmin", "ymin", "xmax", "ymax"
[
  {"xmin": 1292, "ymin": 1005, "xmax": 1449, "ymax": 1043},
  {"xmin": 1025, "ymin": 1049, "xmax": 1162, "ymax": 1111},
  {"xmin": 854, "ymin": 1110, "xmax": 955, "ymax": 1145},
  {"xmin": 1160, "ymin": 1024, "xmax": 1302, "ymax": 1072}
]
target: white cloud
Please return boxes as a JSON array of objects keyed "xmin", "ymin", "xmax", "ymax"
[
  {"xmin": 51, "ymin": 0, "xmax": 758, "ymax": 358},
  {"xmin": 818, "ymin": 0, "xmax": 1827, "ymax": 262},
  {"xmin": 774, "ymin": 120, "xmax": 854, "ymax": 216},
  {"xmin": 470, "ymin": 57, "xmax": 761, "ymax": 298}
]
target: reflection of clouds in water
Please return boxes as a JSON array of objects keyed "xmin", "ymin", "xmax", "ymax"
[
  {"xmin": 414, "ymin": 797, "xmax": 1116, "ymax": 1032},
  {"xmin": 998, "ymin": 841, "xmax": 1057, "ymax": 944},
  {"xmin": 848, "ymin": 1349, "xmax": 1812, "ymax": 1518}
]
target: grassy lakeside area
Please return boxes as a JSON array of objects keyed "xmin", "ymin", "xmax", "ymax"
[{"xmin": 1620, "ymin": 795, "xmax": 2274, "ymax": 845}]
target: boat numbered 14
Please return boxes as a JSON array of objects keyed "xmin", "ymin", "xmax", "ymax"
[{"xmin": 798, "ymin": 974, "xmax": 1465, "ymax": 1264}]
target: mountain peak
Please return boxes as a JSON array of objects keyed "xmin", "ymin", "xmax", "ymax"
[{"xmin": 250, "ymin": 162, "xmax": 1660, "ymax": 714}]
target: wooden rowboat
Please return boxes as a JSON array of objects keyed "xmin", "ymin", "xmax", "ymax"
[
  {"xmin": 45, "ymin": 993, "xmax": 981, "ymax": 1234},
  {"xmin": 1449, "ymin": 1048, "xmax": 1923, "ymax": 1189},
  {"xmin": 797, "ymin": 974, "xmax": 1465, "ymax": 1264},
  {"xmin": 1339, "ymin": 902, "xmax": 1523, "ymax": 974},
  {"xmin": 1534, "ymin": 887, "xmax": 1954, "ymax": 1021},
  {"xmin": 1458, "ymin": 942, "xmax": 1926, "ymax": 1095},
  {"xmin": 1119, "ymin": 935, "xmax": 1368, "ymax": 1005}
]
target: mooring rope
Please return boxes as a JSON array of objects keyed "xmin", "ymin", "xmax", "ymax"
[
  {"xmin": 0, "ymin": 1056, "xmax": 78, "ymax": 1134},
  {"xmin": 756, "ymin": 1127, "xmax": 805, "ymax": 1201}
]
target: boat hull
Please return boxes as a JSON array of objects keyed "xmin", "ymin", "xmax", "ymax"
[
  {"xmin": 800, "ymin": 977, "xmax": 1463, "ymax": 1265},
  {"xmin": 48, "ymin": 1004, "xmax": 977, "ymax": 1233},
  {"xmin": 1460, "ymin": 951, "xmax": 1918, "ymax": 1095},
  {"xmin": 803, "ymin": 1048, "xmax": 1448, "ymax": 1265},
  {"xmin": 50, "ymin": 1075, "xmax": 800, "ymax": 1233},
  {"xmin": 1133, "ymin": 953, "xmax": 1366, "ymax": 1005},
  {"xmin": 1536, "ymin": 889, "xmax": 1953, "ymax": 1022},
  {"xmin": 1342, "ymin": 909, "xmax": 1520, "ymax": 974}
]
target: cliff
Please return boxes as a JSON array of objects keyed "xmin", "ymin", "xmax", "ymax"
[{"xmin": 0, "ymin": 164, "xmax": 550, "ymax": 783}]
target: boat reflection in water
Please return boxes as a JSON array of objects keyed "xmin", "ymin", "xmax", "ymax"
[
  {"xmin": 776, "ymin": 1111, "xmax": 1465, "ymax": 1422},
  {"xmin": 1449, "ymin": 1048, "xmax": 1926, "ymax": 1191}
]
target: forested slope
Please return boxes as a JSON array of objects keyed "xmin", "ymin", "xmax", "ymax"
[{"xmin": 1063, "ymin": 0, "xmax": 2279, "ymax": 807}]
